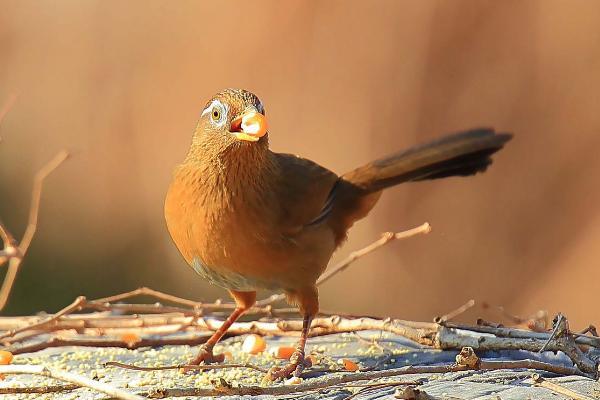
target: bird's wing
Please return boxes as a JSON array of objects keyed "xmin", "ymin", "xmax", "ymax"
[{"xmin": 273, "ymin": 152, "xmax": 340, "ymax": 234}]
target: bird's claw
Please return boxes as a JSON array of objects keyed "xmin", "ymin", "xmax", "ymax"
[
  {"xmin": 182, "ymin": 344, "xmax": 225, "ymax": 373},
  {"xmin": 264, "ymin": 350, "xmax": 312, "ymax": 381}
]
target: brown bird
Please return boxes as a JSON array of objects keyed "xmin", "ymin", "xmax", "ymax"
[{"xmin": 164, "ymin": 88, "xmax": 511, "ymax": 380}]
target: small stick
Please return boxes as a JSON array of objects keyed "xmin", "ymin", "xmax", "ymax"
[
  {"xmin": 105, "ymin": 361, "xmax": 269, "ymax": 373},
  {"xmin": 0, "ymin": 364, "xmax": 145, "ymax": 400},
  {"xmin": 317, "ymin": 223, "xmax": 431, "ymax": 287},
  {"xmin": 530, "ymin": 373, "xmax": 595, "ymax": 400},
  {"xmin": 0, "ymin": 295, "xmax": 87, "ymax": 340},
  {"xmin": 0, "ymin": 150, "xmax": 69, "ymax": 311},
  {"xmin": 579, "ymin": 325, "xmax": 598, "ymax": 337},
  {"xmin": 435, "ymin": 299, "xmax": 475, "ymax": 323},
  {"xmin": 93, "ymin": 286, "xmax": 205, "ymax": 309},
  {"xmin": 257, "ymin": 222, "xmax": 431, "ymax": 306},
  {"xmin": 539, "ymin": 314, "xmax": 564, "ymax": 353},
  {"xmin": 143, "ymin": 359, "xmax": 583, "ymax": 398},
  {"xmin": 0, "ymin": 384, "xmax": 80, "ymax": 394}
]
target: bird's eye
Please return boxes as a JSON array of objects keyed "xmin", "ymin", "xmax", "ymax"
[{"xmin": 211, "ymin": 108, "xmax": 221, "ymax": 121}]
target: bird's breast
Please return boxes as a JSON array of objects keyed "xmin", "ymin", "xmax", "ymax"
[{"xmin": 165, "ymin": 160, "xmax": 336, "ymax": 291}]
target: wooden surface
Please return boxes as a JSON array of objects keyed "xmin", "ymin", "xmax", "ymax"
[{"xmin": 1, "ymin": 329, "xmax": 598, "ymax": 399}]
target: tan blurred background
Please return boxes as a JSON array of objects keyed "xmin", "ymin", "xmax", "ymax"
[{"xmin": 1, "ymin": 0, "xmax": 598, "ymax": 327}]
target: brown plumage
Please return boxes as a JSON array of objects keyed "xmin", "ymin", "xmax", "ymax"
[{"xmin": 164, "ymin": 88, "xmax": 512, "ymax": 379}]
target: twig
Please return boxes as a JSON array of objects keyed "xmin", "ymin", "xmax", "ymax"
[
  {"xmin": 92, "ymin": 286, "xmax": 205, "ymax": 309},
  {"xmin": 7, "ymin": 333, "xmax": 213, "ymax": 355},
  {"xmin": 143, "ymin": 359, "xmax": 583, "ymax": 398},
  {"xmin": 317, "ymin": 223, "xmax": 431, "ymax": 287},
  {"xmin": 257, "ymin": 222, "xmax": 431, "ymax": 306},
  {"xmin": 579, "ymin": 325, "xmax": 598, "ymax": 337},
  {"xmin": 0, "ymin": 384, "xmax": 80, "ymax": 394},
  {"xmin": 0, "ymin": 364, "xmax": 145, "ymax": 400},
  {"xmin": 105, "ymin": 361, "xmax": 269, "ymax": 373},
  {"xmin": 0, "ymin": 295, "xmax": 87, "ymax": 340},
  {"xmin": 0, "ymin": 150, "xmax": 69, "ymax": 311},
  {"xmin": 434, "ymin": 299, "xmax": 475, "ymax": 323},
  {"xmin": 530, "ymin": 373, "xmax": 595, "ymax": 400},
  {"xmin": 539, "ymin": 314, "xmax": 564, "ymax": 353}
]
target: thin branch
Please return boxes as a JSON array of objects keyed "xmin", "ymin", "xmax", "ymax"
[
  {"xmin": 539, "ymin": 313, "xmax": 564, "ymax": 353},
  {"xmin": 257, "ymin": 222, "xmax": 431, "ymax": 306},
  {"xmin": 0, "ymin": 295, "xmax": 87, "ymax": 340},
  {"xmin": 0, "ymin": 150, "xmax": 69, "ymax": 311},
  {"xmin": 142, "ymin": 359, "xmax": 583, "ymax": 398},
  {"xmin": 0, "ymin": 364, "xmax": 145, "ymax": 400},
  {"xmin": 105, "ymin": 361, "xmax": 269, "ymax": 373},
  {"xmin": 530, "ymin": 373, "xmax": 595, "ymax": 400},
  {"xmin": 19, "ymin": 150, "xmax": 69, "ymax": 253},
  {"xmin": 0, "ymin": 384, "xmax": 80, "ymax": 394},
  {"xmin": 317, "ymin": 222, "xmax": 431, "ymax": 287},
  {"xmin": 92, "ymin": 286, "xmax": 205, "ymax": 309},
  {"xmin": 434, "ymin": 299, "xmax": 475, "ymax": 323}
]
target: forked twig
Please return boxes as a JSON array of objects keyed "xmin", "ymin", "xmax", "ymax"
[
  {"xmin": 257, "ymin": 222, "xmax": 431, "ymax": 306},
  {"xmin": 0, "ymin": 150, "xmax": 69, "ymax": 310}
]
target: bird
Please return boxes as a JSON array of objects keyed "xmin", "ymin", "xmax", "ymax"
[{"xmin": 164, "ymin": 88, "xmax": 512, "ymax": 380}]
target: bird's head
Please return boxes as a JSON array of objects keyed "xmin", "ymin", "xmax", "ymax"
[{"xmin": 190, "ymin": 89, "xmax": 268, "ymax": 157}]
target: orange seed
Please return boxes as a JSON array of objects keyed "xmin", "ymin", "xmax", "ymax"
[
  {"xmin": 269, "ymin": 346, "xmax": 295, "ymax": 360},
  {"xmin": 342, "ymin": 358, "xmax": 359, "ymax": 372},
  {"xmin": 0, "ymin": 351, "xmax": 13, "ymax": 365},
  {"xmin": 242, "ymin": 334, "xmax": 266, "ymax": 354}
]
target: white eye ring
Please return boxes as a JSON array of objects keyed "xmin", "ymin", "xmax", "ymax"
[{"xmin": 201, "ymin": 100, "xmax": 228, "ymax": 127}]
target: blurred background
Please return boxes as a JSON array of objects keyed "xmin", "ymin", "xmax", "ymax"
[{"xmin": 1, "ymin": 1, "xmax": 598, "ymax": 327}]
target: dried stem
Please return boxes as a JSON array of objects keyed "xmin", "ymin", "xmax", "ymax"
[
  {"xmin": 0, "ymin": 364, "xmax": 145, "ymax": 400},
  {"xmin": 143, "ymin": 359, "xmax": 584, "ymax": 398},
  {"xmin": 257, "ymin": 222, "xmax": 431, "ymax": 306},
  {"xmin": 105, "ymin": 361, "xmax": 269, "ymax": 373},
  {"xmin": 0, "ymin": 150, "xmax": 69, "ymax": 311},
  {"xmin": 530, "ymin": 373, "xmax": 595, "ymax": 400},
  {"xmin": 434, "ymin": 299, "xmax": 475, "ymax": 323}
]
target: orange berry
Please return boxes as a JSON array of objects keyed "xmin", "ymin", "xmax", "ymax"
[
  {"xmin": 0, "ymin": 351, "xmax": 13, "ymax": 365},
  {"xmin": 342, "ymin": 358, "xmax": 359, "ymax": 372},
  {"xmin": 120, "ymin": 332, "xmax": 141, "ymax": 347},
  {"xmin": 269, "ymin": 346, "xmax": 295, "ymax": 360},
  {"xmin": 242, "ymin": 334, "xmax": 266, "ymax": 354},
  {"xmin": 223, "ymin": 351, "xmax": 233, "ymax": 359}
]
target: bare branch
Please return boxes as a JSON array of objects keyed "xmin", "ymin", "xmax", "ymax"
[
  {"xmin": 105, "ymin": 361, "xmax": 269, "ymax": 373},
  {"xmin": 530, "ymin": 373, "xmax": 596, "ymax": 400},
  {"xmin": 434, "ymin": 299, "xmax": 475, "ymax": 323},
  {"xmin": 257, "ymin": 222, "xmax": 431, "ymax": 306},
  {"xmin": 19, "ymin": 150, "xmax": 69, "ymax": 253},
  {"xmin": 0, "ymin": 150, "xmax": 69, "ymax": 311},
  {"xmin": 0, "ymin": 364, "xmax": 145, "ymax": 400},
  {"xmin": 142, "ymin": 359, "xmax": 583, "ymax": 398}
]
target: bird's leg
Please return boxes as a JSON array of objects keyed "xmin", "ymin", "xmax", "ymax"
[
  {"xmin": 188, "ymin": 290, "xmax": 256, "ymax": 367},
  {"xmin": 266, "ymin": 287, "xmax": 317, "ymax": 381}
]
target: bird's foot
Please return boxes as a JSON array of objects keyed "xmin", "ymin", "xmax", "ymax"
[
  {"xmin": 182, "ymin": 344, "xmax": 225, "ymax": 372},
  {"xmin": 264, "ymin": 350, "xmax": 312, "ymax": 381}
]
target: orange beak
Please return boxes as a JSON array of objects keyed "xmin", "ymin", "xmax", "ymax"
[{"xmin": 230, "ymin": 111, "xmax": 268, "ymax": 142}]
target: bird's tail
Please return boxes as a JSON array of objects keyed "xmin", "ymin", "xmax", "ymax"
[
  {"xmin": 342, "ymin": 128, "xmax": 512, "ymax": 193},
  {"xmin": 323, "ymin": 128, "xmax": 512, "ymax": 242}
]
